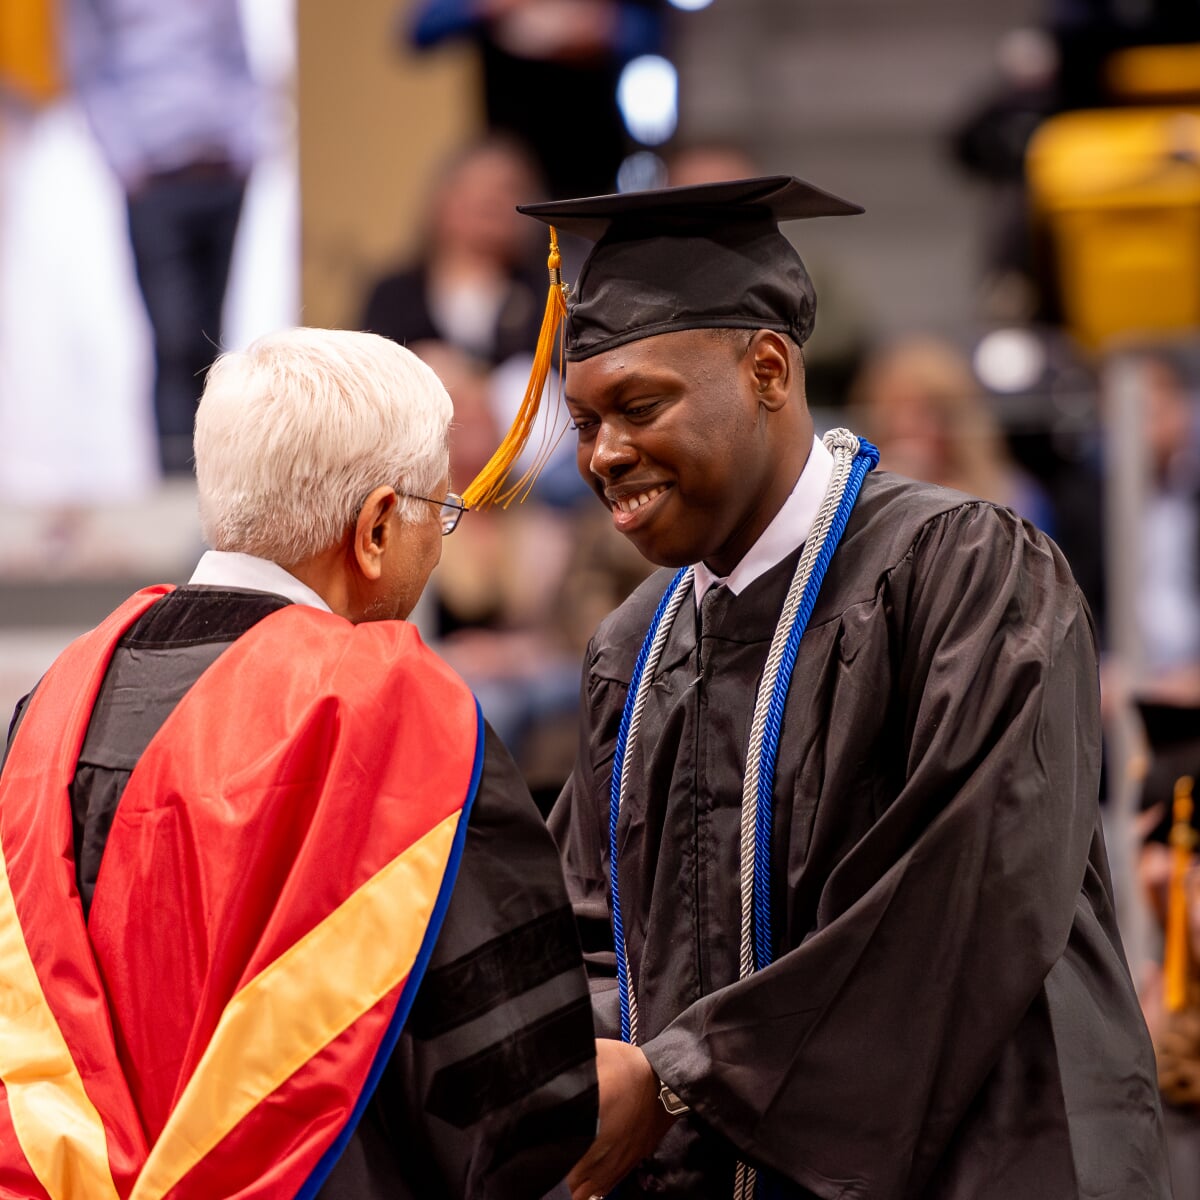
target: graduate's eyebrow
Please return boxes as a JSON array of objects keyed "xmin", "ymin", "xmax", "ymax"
[{"xmin": 565, "ymin": 369, "xmax": 679, "ymax": 409}]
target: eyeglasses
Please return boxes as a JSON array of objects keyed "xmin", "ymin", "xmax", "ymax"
[{"xmin": 401, "ymin": 490, "xmax": 467, "ymax": 535}]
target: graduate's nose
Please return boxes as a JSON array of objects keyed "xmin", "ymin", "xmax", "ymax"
[{"xmin": 588, "ymin": 419, "xmax": 637, "ymax": 480}]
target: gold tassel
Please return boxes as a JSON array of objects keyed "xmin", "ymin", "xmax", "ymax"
[
  {"xmin": 1165, "ymin": 775, "xmax": 1196, "ymax": 1013},
  {"xmin": 462, "ymin": 227, "xmax": 570, "ymax": 510}
]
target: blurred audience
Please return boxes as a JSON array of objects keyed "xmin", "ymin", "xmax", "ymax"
[
  {"xmin": 1136, "ymin": 350, "xmax": 1200, "ymax": 697},
  {"xmin": 664, "ymin": 139, "xmax": 758, "ymax": 188},
  {"xmin": 411, "ymin": 340, "xmax": 590, "ymax": 807},
  {"xmin": 1093, "ymin": 350, "xmax": 1200, "ymax": 706},
  {"xmin": 950, "ymin": 28, "xmax": 1059, "ymax": 324},
  {"xmin": 361, "ymin": 136, "xmax": 547, "ymax": 368},
  {"xmin": 406, "ymin": 0, "xmax": 664, "ymax": 198},
  {"xmin": 417, "ymin": 339, "xmax": 570, "ymax": 644},
  {"xmin": 850, "ymin": 335, "xmax": 1056, "ymax": 530},
  {"xmin": 952, "ymin": 2, "xmax": 1200, "ymax": 327},
  {"xmin": 65, "ymin": 0, "xmax": 264, "ymax": 476},
  {"xmin": 405, "ymin": 336, "xmax": 654, "ymax": 807}
]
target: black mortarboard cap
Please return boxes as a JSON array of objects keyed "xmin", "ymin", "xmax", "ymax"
[
  {"xmin": 1137, "ymin": 700, "xmax": 1200, "ymax": 843},
  {"xmin": 517, "ymin": 175, "xmax": 863, "ymax": 361}
]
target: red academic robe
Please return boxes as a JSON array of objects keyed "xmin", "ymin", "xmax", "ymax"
[{"xmin": 0, "ymin": 587, "xmax": 482, "ymax": 1200}]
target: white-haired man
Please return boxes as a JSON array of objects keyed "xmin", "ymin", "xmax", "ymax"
[{"xmin": 0, "ymin": 329, "xmax": 597, "ymax": 1199}]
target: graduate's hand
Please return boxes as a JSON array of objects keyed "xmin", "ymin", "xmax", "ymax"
[{"xmin": 567, "ymin": 1038, "xmax": 676, "ymax": 1200}]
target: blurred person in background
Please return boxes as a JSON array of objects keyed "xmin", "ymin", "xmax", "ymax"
[
  {"xmin": 413, "ymin": 338, "xmax": 582, "ymax": 792},
  {"xmin": 664, "ymin": 139, "xmax": 759, "ymax": 188},
  {"xmin": 1092, "ymin": 350, "xmax": 1200, "ymax": 720},
  {"xmin": 413, "ymin": 339, "xmax": 645, "ymax": 810},
  {"xmin": 65, "ymin": 0, "xmax": 263, "ymax": 476},
  {"xmin": 1134, "ymin": 350, "xmax": 1200, "ymax": 700},
  {"xmin": 949, "ymin": 27, "xmax": 1060, "ymax": 324},
  {"xmin": 362, "ymin": 136, "xmax": 549, "ymax": 369},
  {"xmin": 851, "ymin": 334, "xmax": 1057, "ymax": 532},
  {"xmin": 406, "ymin": 0, "xmax": 664, "ymax": 198},
  {"xmin": 952, "ymin": 4, "xmax": 1200, "ymax": 327},
  {"xmin": 0, "ymin": 328, "xmax": 597, "ymax": 1198}
]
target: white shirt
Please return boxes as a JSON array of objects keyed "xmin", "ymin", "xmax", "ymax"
[
  {"xmin": 693, "ymin": 435, "xmax": 833, "ymax": 604},
  {"xmin": 188, "ymin": 550, "xmax": 332, "ymax": 612}
]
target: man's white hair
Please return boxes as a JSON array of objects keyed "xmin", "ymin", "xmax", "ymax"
[{"xmin": 195, "ymin": 328, "xmax": 453, "ymax": 565}]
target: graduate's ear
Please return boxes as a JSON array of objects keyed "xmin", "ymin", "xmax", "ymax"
[
  {"xmin": 351, "ymin": 485, "xmax": 397, "ymax": 583},
  {"xmin": 747, "ymin": 330, "xmax": 793, "ymax": 412}
]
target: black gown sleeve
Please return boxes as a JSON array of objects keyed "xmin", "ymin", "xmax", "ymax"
[{"xmin": 319, "ymin": 721, "xmax": 598, "ymax": 1200}]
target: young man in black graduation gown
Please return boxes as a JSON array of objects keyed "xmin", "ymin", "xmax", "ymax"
[{"xmin": 526, "ymin": 177, "xmax": 1171, "ymax": 1199}]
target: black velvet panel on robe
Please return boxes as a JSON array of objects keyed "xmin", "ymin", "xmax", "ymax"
[{"xmin": 550, "ymin": 471, "xmax": 1170, "ymax": 1199}]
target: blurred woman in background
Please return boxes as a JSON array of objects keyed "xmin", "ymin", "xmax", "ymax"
[{"xmin": 851, "ymin": 333, "xmax": 1056, "ymax": 532}]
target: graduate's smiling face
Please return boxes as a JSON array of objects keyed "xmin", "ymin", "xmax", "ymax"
[{"xmin": 566, "ymin": 328, "xmax": 811, "ymax": 576}]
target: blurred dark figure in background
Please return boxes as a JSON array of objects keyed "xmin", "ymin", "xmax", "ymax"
[
  {"xmin": 1051, "ymin": 0, "xmax": 1200, "ymax": 109},
  {"xmin": 950, "ymin": 28, "xmax": 1060, "ymax": 323},
  {"xmin": 1087, "ymin": 349, "xmax": 1200, "ymax": 696},
  {"xmin": 851, "ymin": 335, "xmax": 1056, "ymax": 531},
  {"xmin": 1136, "ymin": 350, "xmax": 1200, "ymax": 696},
  {"xmin": 952, "ymin": 3, "xmax": 1200, "ymax": 326},
  {"xmin": 406, "ymin": 0, "xmax": 663, "ymax": 198},
  {"xmin": 362, "ymin": 137, "xmax": 547, "ymax": 368},
  {"xmin": 66, "ymin": 0, "xmax": 262, "ymax": 476}
]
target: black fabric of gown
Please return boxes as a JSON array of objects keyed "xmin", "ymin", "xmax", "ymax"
[{"xmin": 550, "ymin": 471, "xmax": 1170, "ymax": 1199}]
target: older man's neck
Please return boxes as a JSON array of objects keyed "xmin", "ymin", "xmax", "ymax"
[{"xmin": 283, "ymin": 543, "xmax": 359, "ymax": 622}]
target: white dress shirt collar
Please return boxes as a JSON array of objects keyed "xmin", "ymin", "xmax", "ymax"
[
  {"xmin": 188, "ymin": 550, "xmax": 332, "ymax": 612},
  {"xmin": 693, "ymin": 434, "xmax": 833, "ymax": 604}
]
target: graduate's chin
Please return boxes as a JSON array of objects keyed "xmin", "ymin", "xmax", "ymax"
[{"xmin": 622, "ymin": 530, "xmax": 694, "ymax": 570}]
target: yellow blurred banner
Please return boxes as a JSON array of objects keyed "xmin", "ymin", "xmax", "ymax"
[
  {"xmin": 0, "ymin": 0, "xmax": 63, "ymax": 106},
  {"xmin": 1027, "ymin": 107, "xmax": 1200, "ymax": 349}
]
